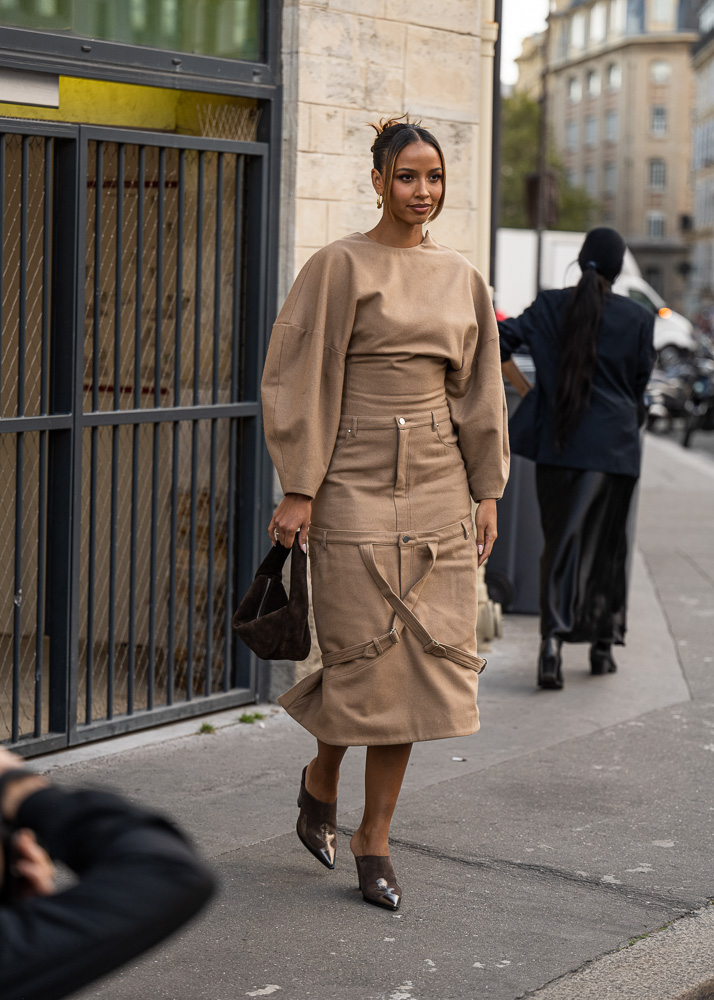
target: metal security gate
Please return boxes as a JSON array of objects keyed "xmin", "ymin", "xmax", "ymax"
[{"xmin": 0, "ymin": 120, "xmax": 273, "ymax": 755}]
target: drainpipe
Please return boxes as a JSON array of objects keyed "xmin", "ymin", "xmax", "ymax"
[
  {"xmin": 478, "ymin": 1, "xmax": 500, "ymax": 278},
  {"xmin": 490, "ymin": 0, "xmax": 503, "ymax": 290}
]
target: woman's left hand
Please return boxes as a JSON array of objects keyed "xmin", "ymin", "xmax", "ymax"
[{"xmin": 474, "ymin": 499, "xmax": 497, "ymax": 567}]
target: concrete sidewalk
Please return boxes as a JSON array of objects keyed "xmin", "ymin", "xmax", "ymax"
[{"xmin": 37, "ymin": 433, "xmax": 714, "ymax": 1000}]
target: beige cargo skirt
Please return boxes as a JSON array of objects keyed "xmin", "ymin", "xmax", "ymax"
[{"xmin": 278, "ymin": 404, "xmax": 485, "ymax": 746}]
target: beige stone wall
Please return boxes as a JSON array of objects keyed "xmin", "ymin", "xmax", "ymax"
[{"xmin": 279, "ymin": 0, "xmax": 497, "ymax": 301}]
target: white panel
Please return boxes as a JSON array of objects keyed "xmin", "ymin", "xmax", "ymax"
[{"xmin": 0, "ymin": 68, "xmax": 59, "ymax": 108}]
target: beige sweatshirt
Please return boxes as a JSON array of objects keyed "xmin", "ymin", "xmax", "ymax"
[{"xmin": 261, "ymin": 232, "xmax": 510, "ymax": 503}]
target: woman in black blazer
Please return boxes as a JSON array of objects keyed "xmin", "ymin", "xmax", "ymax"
[{"xmin": 498, "ymin": 228, "xmax": 656, "ymax": 689}]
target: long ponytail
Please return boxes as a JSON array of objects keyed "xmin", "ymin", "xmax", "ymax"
[{"xmin": 553, "ymin": 265, "xmax": 610, "ymax": 452}]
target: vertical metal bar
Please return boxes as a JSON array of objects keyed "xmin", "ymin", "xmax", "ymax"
[
  {"xmin": 35, "ymin": 138, "xmax": 53, "ymax": 736},
  {"xmin": 206, "ymin": 419, "xmax": 216, "ymax": 696},
  {"xmin": 134, "ymin": 146, "xmax": 145, "ymax": 410},
  {"xmin": 167, "ymin": 150, "xmax": 185, "ymax": 706},
  {"xmin": 186, "ymin": 418, "xmax": 198, "ymax": 700},
  {"xmin": 41, "ymin": 139, "xmax": 52, "ymax": 416},
  {"xmin": 186, "ymin": 151, "xmax": 204, "ymax": 699},
  {"xmin": 92, "ymin": 143, "xmax": 102, "ymax": 413},
  {"xmin": 107, "ymin": 143, "xmax": 125, "ymax": 719},
  {"xmin": 47, "ymin": 133, "xmax": 81, "ymax": 744},
  {"xmin": 18, "ymin": 136, "xmax": 28, "ymax": 419},
  {"xmin": 12, "ymin": 137, "xmax": 30, "ymax": 742},
  {"xmin": 194, "ymin": 151, "xmax": 204, "ymax": 406},
  {"xmin": 127, "ymin": 145, "xmax": 145, "ymax": 716},
  {"xmin": 0, "ymin": 134, "xmax": 4, "ymax": 416},
  {"xmin": 148, "ymin": 147, "xmax": 165, "ymax": 710},
  {"xmin": 224, "ymin": 156, "xmax": 243, "ymax": 687},
  {"xmin": 231, "ymin": 156, "xmax": 244, "ymax": 403},
  {"xmin": 203, "ymin": 154, "xmax": 223, "ymax": 694},
  {"xmin": 86, "ymin": 141, "xmax": 103, "ymax": 722},
  {"xmin": 213, "ymin": 153, "xmax": 223, "ymax": 406},
  {"xmin": 13, "ymin": 433, "xmax": 23, "ymax": 743},
  {"xmin": 35, "ymin": 427, "xmax": 47, "ymax": 736},
  {"xmin": 235, "ymin": 151, "xmax": 271, "ymax": 693},
  {"xmin": 224, "ymin": 418, "xmax": 236, "ymax": 691},
  {"xmin": 0, "ymin": 133, "xmax": 5, "ymax": 416},
  {"xmin": 113, "ymin": 145, "xmax": 124, "ymax": 412}
]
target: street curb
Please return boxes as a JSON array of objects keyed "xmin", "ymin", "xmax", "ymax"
[{"xmin": 523, "ymin": 904, "xmax": 714, "ymax": 1000}]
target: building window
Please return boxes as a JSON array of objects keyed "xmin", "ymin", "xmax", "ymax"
[
  {"xmin": 649, "ymin": 159, "xmax": 666, "ymax": 188},
  {"xmin": 651, "ymin": 0, "xmax": 674, "ymax": 24},
  {"xmin": 571, "ymin": 11, "xmax": 586, "ymax": 51},
  {"xmin": 651, "ymin": 106, "xmax": 667, "ymax": 136},
  {"xmin": 566, "ymin": 167, "xmax": 578, "ymax": 188},
  {"xmin": 606, "ymin": 109, "xmax": 619, "ymax": 141},
  {"xmin": 586, "ymin": 70, "xmax": 601, "ymax": 97},
  {"xmin": 585, "ymin": 115, "xmax": 599, "ymax": 146},
  {"xmin": 566, "ymin": 120, "xmax": 579, "ymax": 150},
  {"xmin": 610, "ymin": 0, "xmax": 627, "ymax": 35},
  {"xmin": 647, "ymin": 212, "xmax": 666, "ymax": 238},
  {"xmin": 650, "ymin": 60, "xmax": 672, "ymax": 84},
  {"xmin": 645, "ymin": 267, "xmax": 664, "ymax": 295},
  {"xmin": 584, "ymin": 166, "xmax": 598, "ymax": 197},
  {"xmin": 604, "ymin": 161, "xmax": 617, "ymax": 193},
  {"xmin": 590, "ymin": 2, "xmax": 607, "ymax": 43},
  {"xmin": 607, "ymin": 63, "xmax": 622, "ymax": 90},
  {"xmin": 567, "ymin": 76, "xmax": 582, "ymax": 103}
]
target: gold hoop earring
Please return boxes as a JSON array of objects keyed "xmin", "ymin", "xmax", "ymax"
[{"xmin": 376, "ymin": 194, "xmax": 383, "ymax": 209}]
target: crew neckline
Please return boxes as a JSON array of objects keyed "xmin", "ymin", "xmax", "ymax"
[{"xmin": 354, "ymin": 231, "xmax": 433, "ymax": 251}]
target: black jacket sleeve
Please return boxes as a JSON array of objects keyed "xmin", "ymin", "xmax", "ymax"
[
  {"xmin": 498, "ymin": 291, "xmax": 564, "ymax": 362},
  {"xmin": 0, "ymin": 786, "xmax": 216, "ymax": 1000}
]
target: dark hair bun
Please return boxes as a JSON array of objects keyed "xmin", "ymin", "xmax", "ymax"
[{"xmin": 368, "ymin": 113, "xmax": 423, "ymax": 150}]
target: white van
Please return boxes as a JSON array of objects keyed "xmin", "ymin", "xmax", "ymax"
[
  {"xmin": 611, "ymin": 271, "xmax": 696, "ymax": 365},
  {"xmin": 496, "ymin": 228, "xmax": 696, "ymax": 364}
]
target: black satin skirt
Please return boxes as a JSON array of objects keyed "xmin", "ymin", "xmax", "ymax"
[{"xmin": 536, "ymin": 464, "xmax": 637, "ymax": 645}]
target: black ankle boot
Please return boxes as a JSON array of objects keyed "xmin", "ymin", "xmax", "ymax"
[
  {"xmin": 590, "ymin": 641, "xmax": 617, "ymax": 675},
  {"xmin": 538, "ymin": 637, "xmax": 563, "ymax": 690}
]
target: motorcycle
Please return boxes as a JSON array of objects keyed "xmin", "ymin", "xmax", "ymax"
[
  {"xmin": 645, "ymin": 363, "xmax": 693, "ymax": 433},
  {"xmin": 681, "ymin": 353, "xmax": 714, "ymax": 448}
]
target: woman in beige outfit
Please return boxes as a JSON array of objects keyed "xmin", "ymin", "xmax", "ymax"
[{"xmin": 262, "ymin": 117, "xmax": 509, "ymax": 910}]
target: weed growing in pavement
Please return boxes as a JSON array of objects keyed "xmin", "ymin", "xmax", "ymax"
[
  {"xmin": 625, "ymin": 922, "xmax": 672, "ymax": 948},
  {"xmin": 197, "ymin": 722, "xmax": 216, "ymax": 735},
  {"xmin": 238, "ymin": 712, "xmax": 266, "ymax": 724}
]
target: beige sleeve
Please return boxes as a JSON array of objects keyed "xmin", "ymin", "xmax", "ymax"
[
  {"xmin": 261, "ymin": 248, "xmax": 355, "ymax": 500},
  {"xmin": 446, "ymin": 270, "xmax": 511, "ymax": 502}
]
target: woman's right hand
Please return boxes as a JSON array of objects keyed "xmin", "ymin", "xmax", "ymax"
[{"xmin": 268, "ymin": 494, "xmax": 312, "ymax": 552}]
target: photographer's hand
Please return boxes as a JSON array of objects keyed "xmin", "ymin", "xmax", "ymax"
[
  {"xmin": 0, "ymin": 748, "xmax": 48, "ymax": 823},
  {"xmin": 12, "ymin": 830, "xmax": 55, "ymax": 898}
]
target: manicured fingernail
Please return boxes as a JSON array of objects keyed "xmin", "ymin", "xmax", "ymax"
[
  {"xmin": 478, "ymin": 544, "xmax": 484, "ymax": 555},
  {"xmin": 301, "ymin": 542, "xmax": 307, "ymax": 553}
]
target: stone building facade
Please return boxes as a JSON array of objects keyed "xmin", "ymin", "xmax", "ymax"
[
  {"xmin": 514, "ymin": 31, "xmax": 546, "ymax": 99},
  {"xmin": 691, "ymin": 0, "xmax": 714, "ymax": 311},
  {"xmin": 279, "ymin": 0, "xmax": 500, "ymax": 303},
  {"xmin": 537, "ymin": 0, "xmax": 699, "ymax": 310}
]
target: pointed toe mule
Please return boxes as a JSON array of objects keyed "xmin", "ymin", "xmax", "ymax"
[
  {"xmin": 296, "ymin": 765, "xmax": 337, "ymax": 870},
  {"xmin": 354, "ymin": 855, "xmax": 402, "ymax": 911}
]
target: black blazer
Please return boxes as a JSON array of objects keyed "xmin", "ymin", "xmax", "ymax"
[
  {"xmin": 498, "ymin": 289, "xmax": 656, "ymax": 477},
  {"xmin": 0, "ymin": 787, "xmax": 215, "ymax": 1000}
]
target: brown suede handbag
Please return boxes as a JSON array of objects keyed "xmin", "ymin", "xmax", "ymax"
[{"xmin": 232, "ymin": 537, "xmax": 311, "ymax": 661}]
